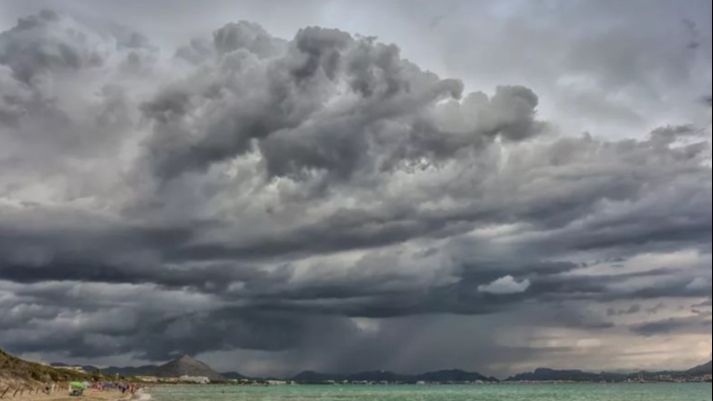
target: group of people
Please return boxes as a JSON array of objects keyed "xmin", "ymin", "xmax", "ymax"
[
  {"xmin": 87, "ymin": 381, "xmax": 141, "ymax": 394},
  {"xmin": 41, "ymin": 381, "xmax": 142, "ymax": 397},
  {"xmin": 117, "ymin": 382, "xmax": 140, "ymax": 395}
]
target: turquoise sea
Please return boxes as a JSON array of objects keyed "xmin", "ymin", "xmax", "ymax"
[{"xmin": 149, "ymin": 383, "xmax": 712, "ymax": 401}]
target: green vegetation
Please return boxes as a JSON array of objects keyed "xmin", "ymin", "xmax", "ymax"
[{"xmin": 0, "ymin": 348, "xmax": 88, "ymax": 383}]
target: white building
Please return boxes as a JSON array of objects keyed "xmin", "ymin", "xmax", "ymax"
[{"xmin": 178, "ymin": 375, "xmax": 210, "ymax": 384}]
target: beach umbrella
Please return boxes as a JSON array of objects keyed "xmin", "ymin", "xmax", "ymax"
[{"xmin": 70, "ymin": 382, "xmax": 87, "ymax": 389}]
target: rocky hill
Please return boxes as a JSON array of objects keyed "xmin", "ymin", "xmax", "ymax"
[{"xmin": 154, "ymin": 355, "xmax": 225, "ymax": 382}]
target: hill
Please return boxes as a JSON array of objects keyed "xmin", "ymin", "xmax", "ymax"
[
  {"xmin": 52, "ymin": 362, "xmax": 189, "ymax": 378},
  {"xmin": 686, "ymin": 360, "xmax": 712, "ymax": 375},
  {"xmin": 415, "ymin": 369, "xmax": 498, "ymax": 383},
  {"xmin": 507, "ymin": 368, "xmax": 625, "ymax": 382},
  {"xmin": 154, "ymin": 355, "xmax": 225, "ymax": 382},
  {"xmin": 54, "ymin": 355, "xmax": 239, "ymax": 382},
  {"xmin": 0, "ymin": 348, "xmax": 89, "ymax": 385},
  {"xmin": 292, "ymin": 369, "xmax": 497, "ymax": 384},
  {"xmin": 507, "ymin": 361, "xmax": 713, "ymax": 382}
]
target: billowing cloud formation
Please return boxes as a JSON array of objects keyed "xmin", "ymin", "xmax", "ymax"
[{"xmin": 0, "ymin": 8, "xmax": 711, "ymax": 377}]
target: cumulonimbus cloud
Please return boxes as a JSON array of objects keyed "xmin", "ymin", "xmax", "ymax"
[{"xmin": 0, "ymin": 9, "xmax": 710, "ymax": 374}]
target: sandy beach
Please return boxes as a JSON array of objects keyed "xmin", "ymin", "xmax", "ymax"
[{"xmin": 1, "ymin": 388, "xmax": 139, "ymax": 401}]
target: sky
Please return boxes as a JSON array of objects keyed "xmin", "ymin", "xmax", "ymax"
[{"xmin": 0, "ymin": 0, "xmax": 710, "ymax": 378}]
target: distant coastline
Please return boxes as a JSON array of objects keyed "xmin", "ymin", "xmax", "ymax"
[{"xmin": 50, "ymin": 354, "xmax": 713, "ymax": 386}]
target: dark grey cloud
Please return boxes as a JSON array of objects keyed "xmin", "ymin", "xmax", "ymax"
[
  {"xmin": 0, "ymin": 10, "xmax": 102, "ymax": 83},
  {"xmin": 632, "ymin": 316, "xmax": 712, "ymax": 337},
  {"xmin": 0, "ymin": 3, "xmax": 711, "ymax": 377}
]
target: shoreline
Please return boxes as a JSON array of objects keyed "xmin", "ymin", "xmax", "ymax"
[{"xmin": 0, "ymin": 388, "xmax": 149, "ymax": 401}]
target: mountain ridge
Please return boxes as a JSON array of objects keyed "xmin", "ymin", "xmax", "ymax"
[
  {"xmin": 291, "ymin": 369, "xmax": 498, "ymax": 383},
  {"xmin": 52, "ymin": 354, "xmax": 228, "ymax": 382},
  {"xmin": 45, "ymin": 352, "xmax": 711, "ymax": 383},
  {"xmin": 506, "ymin": 360, "xmax": 712, "ymax": 382}
]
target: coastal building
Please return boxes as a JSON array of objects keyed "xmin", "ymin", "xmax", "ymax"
[
  {"xmin": 178, "ymin": 375, "xmax": 211, "ymax": 384},
  {"xmin": 56, "ymin": 366, "xmax": 87, "ymax": 374}
]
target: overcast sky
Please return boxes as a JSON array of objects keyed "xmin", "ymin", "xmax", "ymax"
[{"xmin": 0, "ymin": 0, "xmax": 711, "ymax": 378}]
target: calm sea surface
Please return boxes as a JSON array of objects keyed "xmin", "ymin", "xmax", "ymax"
[{"xmin": 149, "ymin": 383, "xmax": 712, "ymax": 401}]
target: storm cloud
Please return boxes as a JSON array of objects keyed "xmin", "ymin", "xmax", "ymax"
[{"xmin": 0, "ymin": 1, "xmax": 711, "ymax": 378}]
